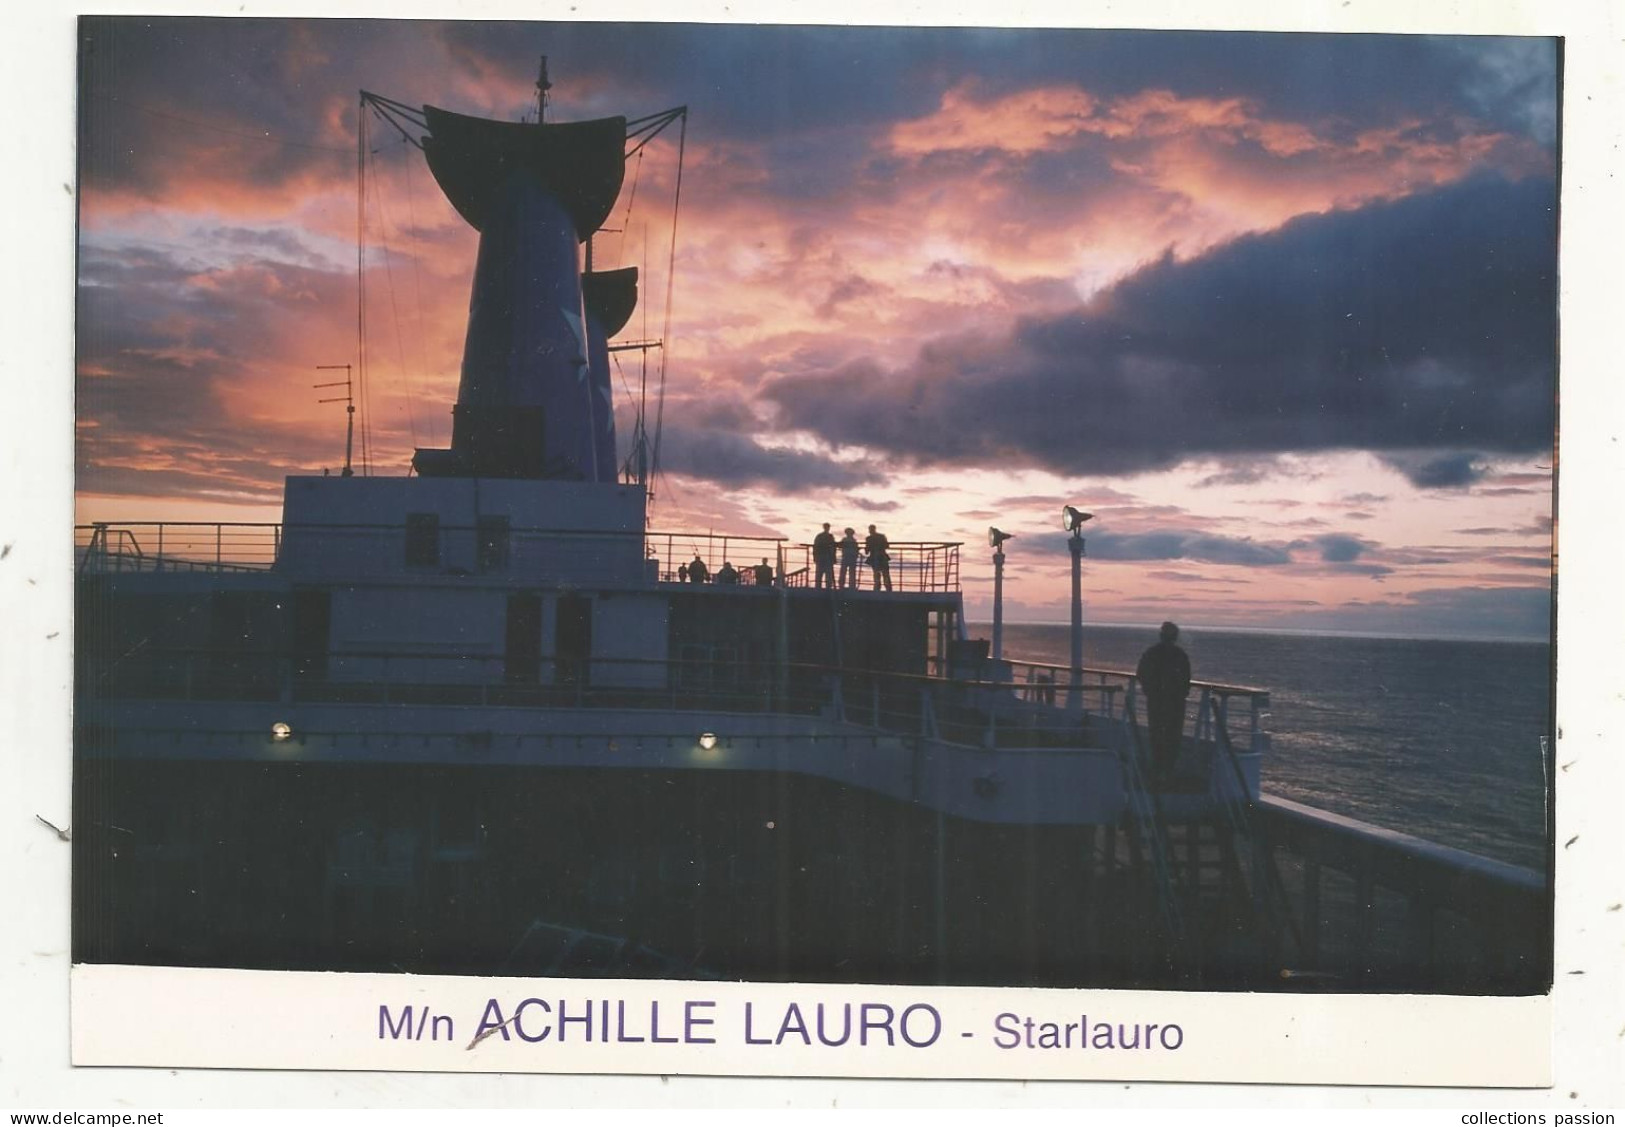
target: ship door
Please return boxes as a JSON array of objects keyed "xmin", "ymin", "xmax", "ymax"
[
  {"xmin": 555, "ymin": 595, "xmax": 592, "ymax": 688},
  {"xmin": 504, "ymin": 593, "xmax": 543, "ymax": 684},
  {"xmin": 292, "ymin": 589, "xmax": 330, "ymax": 683}
]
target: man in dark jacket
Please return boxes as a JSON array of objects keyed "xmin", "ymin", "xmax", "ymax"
[
  {"xmin": 864, "ymin": 525, "xmax": 892, "ymax": 591},
  {"xmin": 1135, "ymin": 621, "xmax": 1192, "ymax": 788},
  {"xmin": 812, "ymin": 523, "xmax": 837, "ymax": 589}
]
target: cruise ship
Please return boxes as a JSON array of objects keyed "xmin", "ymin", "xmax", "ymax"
[{"xmin": 72, "ymin": 69, "xmax": 1551, "ymax": 995}]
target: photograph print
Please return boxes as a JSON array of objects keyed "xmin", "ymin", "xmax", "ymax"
[{"xmin": 73, "ymin": 18, "xmax": 1557, "ymax": 996}]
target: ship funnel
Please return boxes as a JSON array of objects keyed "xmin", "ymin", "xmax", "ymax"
[{"xmin": 411, "ymin": 106, "xmax": 631, "ymax": 480}]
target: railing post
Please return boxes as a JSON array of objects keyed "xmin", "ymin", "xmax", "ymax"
[
  {"xmin": 1250, "ymin": 693, "xmax": 1271, "ymax": 756},
  {"xmin": 920, "ymin": 686, "xmax": 937, "ymax": 740},
  {"xmin": 216, "ymin": 524, "xmax": 223, "ymax": 568}
]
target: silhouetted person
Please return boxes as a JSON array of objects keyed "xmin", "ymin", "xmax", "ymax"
[
  {"xmin": 812, "ymin": 523, "xmax": 837, "ymax": 589},
  {"xmin": 864, "ymin": 524, "xmax": 892, "ymax": 591},
  {"xmin": 716, "ymin": 560, "xmax": 739, "ymax": 585},
  {"xmin": 1136, "ymin": 621, "xmax": 1192, "ymax": 788},
  {"xmin": 677, "ymin": 562, "xmax": 689, "ymax": 583},
  {"xmin": 838, "ymin": 527, "xmax": 860, "ymax": 589},
  {"xmin": 688, "ymin": 554, "xmax": 710, "ymax": 584},
  {"xmin": 753, "ymin": 558, "xmax": 775, "ymax": 586}
]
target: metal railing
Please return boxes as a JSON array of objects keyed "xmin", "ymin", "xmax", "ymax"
[
  {"xmin": 78, "ymin": 639, "xmax": 1265, "ymax": 762},
  {"xmin": 645, "ymin": 531, "xmax": 789, "ymax": 585},
  {"xmin": 1253, "ymin": 796, "xmax": 1549, "ymax": 991},
  {"xmin": 647, "ymin": 533, "xmax": 962, "ymax": 593},
  {"xmin": 777, "ymin": 540, "xmax": 961, "ymax": 593},
  {"xmin": 77, "ymin": 522, "xmax": 282, "ymax": 574},
  {"xmin": 77, "ymin": 521, "xmax": 963, "ymax": 593},
  {"xmin": 933, "ymin": 654, "xmax": 1270, "ymax": 753}
]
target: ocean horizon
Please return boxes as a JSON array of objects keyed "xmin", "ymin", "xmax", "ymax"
[
  {"xmin": 987, "ymin": 619, "xmax": 1551, "ymax": 646},
  {"xmin": 981, "ymin": 622, "xmax": 1553, "ymax": 872}
]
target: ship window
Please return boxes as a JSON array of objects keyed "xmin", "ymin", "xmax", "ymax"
[
  {"xmin": 405, "ymin": 513, "xmax": 440, "ymax": 567},
  {"xmin": 477, "ymin": 515, "xmax": 511, "ymax": 573}
]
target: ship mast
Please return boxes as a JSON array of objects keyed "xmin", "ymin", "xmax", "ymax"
[{"xmin": 535, "ymin": 56, "xmax": 551, "ymax": 124}]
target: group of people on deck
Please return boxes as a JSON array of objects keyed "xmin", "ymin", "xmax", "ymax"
[
  {"xmin": 678, "ymin": 556, "xmax": 775, "ymax": 586},
  {"xmin": 812, "ymin": 523, "xmax": 891, "ymax": 591},
  {"xmin": 675, "ymin": 524, "xmax": 895, "ymax": 590}
]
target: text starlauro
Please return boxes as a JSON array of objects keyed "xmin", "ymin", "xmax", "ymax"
[{"xmin": 377, "ymin": 1001, "xmax": 1185, "ymax": 1051}]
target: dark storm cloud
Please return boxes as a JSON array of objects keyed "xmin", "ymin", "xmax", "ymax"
[
  {"xmin": 1071, "ymin": 530, "xmax": 1294, "ymax": 567},
  {"xmin": 1294, "ymin": 533, "xmax": 1374, "ymax": 564},
  {"xmin": 79, "ymin": 19, "xmax": 1556, "ymax": 205},
  {"xmin": 655, "ymin": 425, "xmax": 883, "ymax": 493},
  {"xmin": 1381, "ymin": 451, "xmax": 1488, "ymax": 489},
  {"xmin": 76, "ymin": 242, "xmax": 364, "ymax": 497},
  {"xmin": 1288, "ymin": 532, "xmax": 1394, "ymax": 577},
  {"xmin": 439, "ymin": 24, "xmax": 1556, "ymax": 147},
  {"xmin": 77, "ymin": 18, "xmax": 360, "ymax": 197},
  {"xmin": 761, "ymin": 174, "xmax": 1555, "ymax": 483}
]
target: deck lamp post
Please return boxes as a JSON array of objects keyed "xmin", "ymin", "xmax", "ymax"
[
  {"xmin": 1062, "ymin": 506, "xmax": 1093, "ymax": 712},
  {"xmin": 989, "ymin": 527, "xmax": 1014, "ymax": 662}
]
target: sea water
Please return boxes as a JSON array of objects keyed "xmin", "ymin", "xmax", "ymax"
[{"xmin": 992, "ymin": 623, "xmax": 1553, "ymax": 871}]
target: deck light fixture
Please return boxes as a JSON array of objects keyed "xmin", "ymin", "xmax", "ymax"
[
  {"xmin": 698, "ymin": 731, "xmax": 718, "ymax": 751},
  {"xmin": 1062, "ymin": 506, "xmax": 1093, "ymax": 535},
  {"xmin": 271, "ymin": 722, "xmax": 292, "ymax": 742},
  {"xmin": 988, "ymin": 526, "xmax": 1014, "ymax": 549}
]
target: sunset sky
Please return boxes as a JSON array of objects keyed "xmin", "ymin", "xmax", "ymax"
[{"xmin": 74, "ymin": 18, "xmax": 1559, "ymax": 637}]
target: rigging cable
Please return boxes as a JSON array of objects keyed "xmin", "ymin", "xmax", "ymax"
[
  {"xmin": 397, "ymin": 123, "xmax": 440, "ymax": 447},
  {"xmin": 616, "ymin": 148, "xmax": 644, "ymax": 270},
  {"xmin": 366, "ymin": 127, "xmax": 422, "ymax": 453},
  {"xmin": 355, "ymin": 93, "xmax": 371, "ymax": 476},
  {"xmin": 648, "ymin": 109, "xmax": 687, "ymax": 511}
]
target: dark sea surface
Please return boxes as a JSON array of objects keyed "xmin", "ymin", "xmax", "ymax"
[{"xmin": 992, "ymin": 623, "xmax": 1554, "ymax": 871}]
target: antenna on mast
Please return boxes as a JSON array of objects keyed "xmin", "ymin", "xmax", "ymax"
[
  {"xmin": 536, "ymin": 56, "xmax": 552, "ymax": 123},
  {"xmin": 315, "ymin": 364, "xmax": 356, "ymax": 477}
]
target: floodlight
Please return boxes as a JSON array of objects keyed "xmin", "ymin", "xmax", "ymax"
[
  {"xmin": 698, "ymin": 732, "xmax": 718, "ymax": 751},
  {"xmin": 1062, "ymin": 506, "xmax": 1094, "ymax": 533},
  {"xmin": 989, "ymin": 526, "xmax": 1014, "ymax": 549}
]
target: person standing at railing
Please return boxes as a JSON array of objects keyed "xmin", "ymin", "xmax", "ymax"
[
  {"xmin": 753, "ymin": 558, "xmax": 775, "ymax": 586},
  {"xmin": 865, "ymin": 525, "xmax": 892, "ymax": 591},
  {"xmin": 812, "ymin": 523, "xmax": 837, "ymax": 589},
  {"xmin": 1136, "ymin": 621, "xmax": 1192, "ymax": 789},
  {"xmin": 688, "ymin": 554, "xmax": 710, "ymax": 584},
  {"xmin": 838, "ymin": 527, "xmax": 860, "ymax": 589},
  {"xmin": 716, "ymin": 560, "xmax": 740, "ymax": 585}
]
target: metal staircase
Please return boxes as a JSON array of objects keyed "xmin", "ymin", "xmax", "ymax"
[{"xmin": 1117, "ymin": 685, "xmax": 1185, "ymax": 949}]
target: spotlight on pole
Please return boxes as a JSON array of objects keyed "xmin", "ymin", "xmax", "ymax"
[
  {"xmin": 989, "ymin": 529, "xmax": 1014, "ymax": 662},
  {"xmin": 1061, "ymin": 504, "xmax": 1093, "ymax": 712}
]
